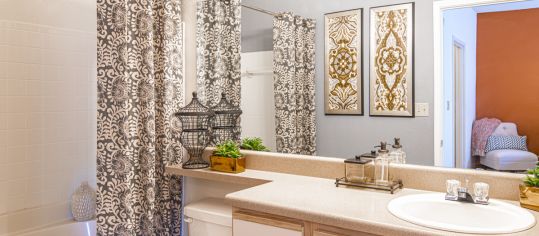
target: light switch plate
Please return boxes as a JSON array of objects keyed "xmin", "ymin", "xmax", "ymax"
[{"xmin": 416, "ymin": 103, "xmax": 429, "ymax": 117}]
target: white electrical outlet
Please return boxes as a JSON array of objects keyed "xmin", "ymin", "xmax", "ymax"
[{"xmin": 416, "ymin": 103, "xmax": 429, "ymax": 117}]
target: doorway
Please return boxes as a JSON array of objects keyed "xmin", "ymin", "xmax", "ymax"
[{"xmin": 433, "ymin": 0, "xmax": 524, "ymax": 167}]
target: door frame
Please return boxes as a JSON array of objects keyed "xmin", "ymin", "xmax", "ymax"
[
  {"xmin": 452, "ymin": 38, "xmax": 465, "ymax": 168},
  {"xmin": 432, "ymin": 0, "xmax": 527, "ymax": 166}
]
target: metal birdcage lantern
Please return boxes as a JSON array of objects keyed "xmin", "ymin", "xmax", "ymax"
[
  {"xmin": 211, "ymin": 92, "xmax": 242, "ymax": 145},
  {"xmin": 175, "ymin": 92, "xmax": 214, "ymax": 169}
]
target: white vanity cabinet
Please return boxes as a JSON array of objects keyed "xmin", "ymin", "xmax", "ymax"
[
  {"xmin": 232, "ymin": 211, "xmax": 304, "ymax": 236},
  {"xmin": 232, "ymin": 210, "xmax": 379, "ymax": 236}
]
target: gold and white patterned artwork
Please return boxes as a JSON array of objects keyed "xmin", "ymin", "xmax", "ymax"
[
  {"xmin": 370, "ymin": 3, "xmax": 414, "ymax": 117},
  {"xmin": 324, "ymin": 9, "xmax": 363, "ymax": 115}
]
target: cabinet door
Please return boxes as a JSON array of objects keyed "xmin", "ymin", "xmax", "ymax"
[
  {"xmin": 312, "ymin": 224, "xmax": 379, "ymax": 236},
  {"xmin": 233, "ymin": 211, "xmax": 303, "ymax": 236}
]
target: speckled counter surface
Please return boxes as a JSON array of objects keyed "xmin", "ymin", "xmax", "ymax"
[{"xmin": 166, "ymin": 165, "xmax": 539, "ymax": 236}]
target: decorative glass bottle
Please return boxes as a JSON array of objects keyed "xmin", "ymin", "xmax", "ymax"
[
  {"xmin": 374, "ymin": 142, "xmax": 390, "ymax": 186},
  {"xmin": 389, "ymin": 138, "xmax": 407, "ymax": 164},
  {"xmin": 71, "ymin": 181, "xmax": 96, "ymax": 221}
]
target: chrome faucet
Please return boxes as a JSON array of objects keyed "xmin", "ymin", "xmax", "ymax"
[{"xmin": 445, "ymin": 179, "xmax": 489, "ymax": 205}]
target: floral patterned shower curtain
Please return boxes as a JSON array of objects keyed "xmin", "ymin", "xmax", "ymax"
[
  {"xmin": 196, "ymin": 0, "xmax": 241, "ymax": 107},
  {"xmin": 96, "ymin": 0, "xmax": 184, "ymax": 235},
  {"xmin": 273, "ymin": 13, "xmax": 317, "ymax": 155}
]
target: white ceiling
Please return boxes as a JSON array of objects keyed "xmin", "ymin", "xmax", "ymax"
[{"xmin": 473, "ymin": 0, "xmax": 539, "ymax": 13}]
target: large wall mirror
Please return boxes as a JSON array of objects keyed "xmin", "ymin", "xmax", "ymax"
[{"xmin": 204, "ymin": 0, "xmax": 539, "ymax": 173}]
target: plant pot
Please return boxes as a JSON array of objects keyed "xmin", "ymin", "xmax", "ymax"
[
  {"xmin": 519, "ymin": 184, "xmax": 539, "ymax": 211},
  {"xmin": 210, "ymin": 156, "xmax": 245, "ymax": 173}
]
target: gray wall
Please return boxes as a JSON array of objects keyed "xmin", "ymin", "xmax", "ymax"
[
  {"xmin": 241, "ymin": 7, "xmax": 273, "ymax": 52},
  {"xmin": 242, "ymin": 0, "xmax": 435, "ymax": 166}
]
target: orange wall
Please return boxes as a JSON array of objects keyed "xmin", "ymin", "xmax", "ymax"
[{"xmin": 476, "ymin": 8, "xmax": 539, "ymax": 154}]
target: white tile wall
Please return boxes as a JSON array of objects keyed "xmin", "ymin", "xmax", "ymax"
[
  {"xmin": 240, "ymin": 51, "xmax": 277, "ymax": 151},
  {"xmin": 0, "ymin": 20, "xmax": 97, "ymax": 217}
]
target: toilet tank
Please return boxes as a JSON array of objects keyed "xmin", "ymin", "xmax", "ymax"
[{"xmin": 184, "ymin": 198, "xmax": 232, "ymax": 236}]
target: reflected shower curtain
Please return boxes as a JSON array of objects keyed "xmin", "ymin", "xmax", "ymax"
[
  {"xmin": 196, "ymin": 0, "xmax": 241, "ymax": 107},
  {"xmin": 96, "ymin": 0, "xmax": 184, "ymax": 235},
  {"xmin": 273, "ymin": 13, "xmax": 317, "ymax": 155}
]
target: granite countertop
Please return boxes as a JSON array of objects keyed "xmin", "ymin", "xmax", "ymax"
[{"xmin": 166, "ymin": 165, "xmax": 539, "ymax": 236}]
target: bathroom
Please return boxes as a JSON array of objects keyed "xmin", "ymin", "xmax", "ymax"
[{"xmin": 1, "ymin": 0, "xmax": 539, "ymax": 235}]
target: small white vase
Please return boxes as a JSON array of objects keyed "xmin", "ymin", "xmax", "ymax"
[{"xmin": 71, "ymin": 181, "xmax": 96, "ymax": 221}]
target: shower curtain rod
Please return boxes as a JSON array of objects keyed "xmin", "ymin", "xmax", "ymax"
[{"xmin": 242, "ymin": 4, "xmax": 278, "ymax": 16}]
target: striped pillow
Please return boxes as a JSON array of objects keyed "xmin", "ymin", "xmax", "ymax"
[{"xmin": 485, "ymin": 135, "xmax": 527, "ymax": 153}]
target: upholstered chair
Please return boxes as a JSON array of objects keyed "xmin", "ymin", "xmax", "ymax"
[{"xmin": 480, "ymin": 123, "xmax": 538, "ymax": 171}]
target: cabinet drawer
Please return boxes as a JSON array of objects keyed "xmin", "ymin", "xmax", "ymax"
[
  {"xmin": 233, "ymin": 211, "xmax": 303, "ymax": 236},
  {"xmin": 233, "ymin": 219, "xmax": 303, "ymax": 236}
]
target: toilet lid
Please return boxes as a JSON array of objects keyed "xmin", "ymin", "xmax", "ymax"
[{"xmin": 184, "ymin": 198, "xmax": 232, "ymax": 227}]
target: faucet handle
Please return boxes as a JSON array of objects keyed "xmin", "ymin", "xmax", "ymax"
[
  {"xmin": 445, "ymin": 179, "xmax": 460, "ymax": 200},
  {"xmin": 474, "ymin": 182, "xmax": 490, "ymax": 204}
]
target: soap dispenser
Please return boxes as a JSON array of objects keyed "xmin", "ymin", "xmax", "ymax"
[
  {"xmin": 374, "ymin": 142, "xmax": 390, "ymax": 186},
  {"xmin": 389, "ymin": 138, "xmax": 406, "ymax": 164}
]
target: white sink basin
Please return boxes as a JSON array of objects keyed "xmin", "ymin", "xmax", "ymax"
[{"xmin": 388, "ymin": 193, "xmax": 536, "ymax": 234}]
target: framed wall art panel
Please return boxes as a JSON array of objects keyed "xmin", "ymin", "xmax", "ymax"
[
  {"xmin": 369, "ymin": 3, "xmax": 414, "ymax": 117},
  {"xmin": 324, "ymin": 9, "xmax": 364, "ymax": 115}
]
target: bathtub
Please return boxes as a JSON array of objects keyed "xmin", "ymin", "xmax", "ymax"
[{"xmin": 17, "ymin": 220, "xmax": 96, "ymax": 236}]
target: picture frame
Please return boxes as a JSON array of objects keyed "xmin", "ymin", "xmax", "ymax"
[
  {"xmin": 324, "ymin": 9, "xmax": 364, "ymax": 115},
  {"xmin": 369, "ymin": 3, "xmax": 415, "ymax": 117}
]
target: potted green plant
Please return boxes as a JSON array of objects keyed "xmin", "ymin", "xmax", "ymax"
[
  {"xmin": 241, "ymin": 137, "xmax": 270, "ymax": 152},
  {"xmin": 520, "ymin": 162, "xmax": 539, "ymax": 211},
  {"xmin": 210, "ymin": 140, "xmax": 245, "ymax": 173}
]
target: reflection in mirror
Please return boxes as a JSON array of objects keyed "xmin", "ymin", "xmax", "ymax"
[
  {"xmin": 437, "ymin": 0, "xmax": 539, "ymax": 172},
  {"xmin": 236, "ymin": 0, "xmax": 539, "ymax": 173}
]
